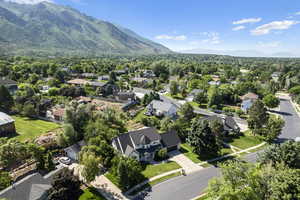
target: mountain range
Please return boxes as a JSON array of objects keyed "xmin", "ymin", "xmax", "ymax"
[{"xmin": 0, "ymin": 0, "xmax": 171, "ymax": 56}]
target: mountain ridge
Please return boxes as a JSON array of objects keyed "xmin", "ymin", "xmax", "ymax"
[{"xmin": 0, "ymin": 0, "xmax": 171, "ymax": 56}]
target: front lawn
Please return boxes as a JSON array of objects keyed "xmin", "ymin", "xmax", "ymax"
[
  {"xmin": 228, "ymin": 132, "xmax": 262, "ymax": 149},
  {"xmin": 12, "ymin": 116, "xmax": 61, "ymax": 141},
  {"xmin": 180, "ymin": 143, "xmax": 233, "ymax": 164},
  {"xmin": 141, "ymin": 161, "xmax": 181, "ymax": 178},
  {"xmin": 79, "ymin": 187, "xmax": 106, "ymax": 200}
]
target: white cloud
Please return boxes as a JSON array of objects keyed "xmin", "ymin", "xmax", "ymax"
[
  {"xmin": 4, "ymin": 0, "xmax": 52, "ymax": 4},
  {"xmin": 232, "ymin": 25, "xmax": 245, "ymax": 31},
  {"xmin": 251, "ymin": 20, "xmax": 299, "ymax": 35},
  {"xmin": 295, "ymin": 11, "xmax": 300, "ymax": 15},
  {"xmin": 257, "ymin": 41, "xmax": 280, "ymax": 48},
  {"xmin": 201, "ymin": 32, "xmax": 221, "ymax": 44},
  {"xmin": 233, "ymin": 18, "xmax": 262, "ymax": 25},
  {"xmin": 155, "ymin": 34, "xmax": 187, "ymax": 41}
]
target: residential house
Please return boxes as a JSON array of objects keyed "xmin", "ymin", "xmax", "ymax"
[
  {"xmin": 47, "ymin": 107, "xmax": 65, "ymax": 122},
  {"xmin": 199, "ymin": 115, "xmax": 240, "ymax": 135},
  {"xmin": 112, "ymin": 127, "xmax": 181, "ymax": 162},
  {"xmin": 98, "ymin": 75, "xmax": 109, "ymax": 81},
  {"xmin": 133, "ymin": 87, "xmax": 151, "ymax": 99},
  {"xmin": 0, "ymin": 77, "xmax": 18, "ymax": 94},
  {"xmin": 186, "ymin": 89, "xmax": 204, "ymax": 102},
  {"xmin": 209, "ymin": 80, "xmax": 221, "ymax": 86},
  {"xmin": 141, "ymin": 70, "xmax": 156, "ymax": 78},
  {"xmin": 88, "ymin": 81, "xmax": 107, "ymax": 90},
  {"xmin": 0, "ymin": 112, "xmax": 15, "ymax": 136},
  {"xmin": 240, "ymin": 92, "xmax": 259, "ymax": 112},
  {"xmin": 67, "ymin": 79, "xmax": 89, "ymax": 87},
  {"xmin": 0, "ymin": 173, "xmax": 52, "ymax": 200},
  {"xmin": 271, "ymin": 72, "xmax": 281, "ymax": 82},
  {"xmin": 116, "ymin": 91, "xmax": 136, "ymax": 102},
  {"xmin": 241, "ymin": 92, "xmax": 259, "ymax": 101},
  {"xmin": 115, "ymin": 69, "xmax": 127, "ymax": 75},
  {"xmin": 131, "ymin": 77, "xmax": 152, "ymax": 87},
  {"xmin": 147, "ymin": 100, "xmax": 178, "ymax": 118},
  {"xmin": 80, "ymin": 73, "xmax": 97, "ymax": 79},
  {"xmin": 64, "ymin": 140, "xmax": 86, "ymax": 161}
]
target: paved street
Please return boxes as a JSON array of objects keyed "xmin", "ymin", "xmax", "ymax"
[{"xmin": 141, "ymin": 98, "xmax": 300, "ymax": 200}]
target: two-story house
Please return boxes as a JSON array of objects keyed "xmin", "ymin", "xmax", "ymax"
[{"xmin": 112, "ymin": 127, "xmax": 181, "ymax": 162}]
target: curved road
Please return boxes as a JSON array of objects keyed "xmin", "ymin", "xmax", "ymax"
[{"xmin": 141, "ymin": 97, "xmax": 300, "ymax": 200}]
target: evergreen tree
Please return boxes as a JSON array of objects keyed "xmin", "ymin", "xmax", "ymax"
[
  {"xmin": 0, "ymin": 85, "xmax": 14, "ymax": 113},
  {"xmin": 247, "ymin": 100, "xmax": 268, "ymax": 135}
]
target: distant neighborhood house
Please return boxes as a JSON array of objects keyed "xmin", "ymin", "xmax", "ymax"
[
  {"xmin": 200, "ymin": 115, "xmax": 240, "ymax": 135},
  {"xmin": 146, "ymin": 100, "xmax": 178, "ymax": 118},
  {"xmin": 0, "ymin": 77, "xmax": 18, "ymax": 94},
  {"xmin": 186, "ymin": 89, "xmax": 204, "ymax": 102},
  {"xmin": 240, "ymin": 92, "xmax": 259, "ymax": 112},
  {"xmin": 0, "ymin": 112, "xmax": 16, "ymax": 136}
]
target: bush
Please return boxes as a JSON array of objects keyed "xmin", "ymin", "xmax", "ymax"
[
  {"xmin": 155, "ymin": 148, "xmax": 169, "ymax": 161},
  {"xmin": 0, "ymin": 171, "xmax": 12, "ymax": 190}
]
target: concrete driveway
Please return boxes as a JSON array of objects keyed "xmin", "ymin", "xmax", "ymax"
[{"xmin": 168, "ymin": 150, "xmax": 202, "ymax": 174}]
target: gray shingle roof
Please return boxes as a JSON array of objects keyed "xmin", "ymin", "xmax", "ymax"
[
  {"xmin": 0, "ymin": 78, "xmax": 17, "ymax": 85},
  {"xmin": 0, "ymin": 173, "xmax": 51, "ymax": 200},
  {"xmin": 161, "ymin": 130, "xmax": 181, "ymax": 148},
  {"xmin": 112, "ymin": 127, "xmax": 161, "ymax": 154},
  {"xmin": 148, "ymin": 100, "xmax": 177, "ymax": 112},
  {"xmin": 0, "ymin": 112, "xmax": 14, "ymax": 126}
]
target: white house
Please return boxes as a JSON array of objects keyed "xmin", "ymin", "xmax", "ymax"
[{"xmin": 147, "ymin": 100, "xmax": 178, "ymax": 118}]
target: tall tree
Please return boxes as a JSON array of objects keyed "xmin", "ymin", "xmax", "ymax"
[
  {"xmin": 170, "ymin": 81, "xmax": 179, "ymax": 96},
  {"xmin": 179, "ymin": 103, "xmax": 195, "ymax": 121},
  {"xmin": 0, "ymin": 85, "xmax": 14, "ymax": 113},
  {"xmin": 80, "ymin": 152, "xmax": 101, "ymax": 183},
  {"xmin": 187, "ymin": 120, "xmax": 221, "ymax": 156},
  {"xmin": 247, "ymin": 100, "xmax": 268, "ymax": 135},
  {"xmin": 263, "ymin": 94, "xmax": 280, "ymax": 109}
]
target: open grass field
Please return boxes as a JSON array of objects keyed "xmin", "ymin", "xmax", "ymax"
[{"xmin": 12, "ymin": 116, "xmax": 61, "ymax": 141}]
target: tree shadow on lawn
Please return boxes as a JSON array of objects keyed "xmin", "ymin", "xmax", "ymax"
[{"xmin": 180, "ymin": 145, "xmax": 233, "ymax": 163}]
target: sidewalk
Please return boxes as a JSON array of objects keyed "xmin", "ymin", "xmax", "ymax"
[{"xmin": 169, "ymin": 150, "xmax": 203, "ymax": 174}]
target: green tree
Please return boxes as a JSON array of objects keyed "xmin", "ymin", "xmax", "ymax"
[
  {"xmin": 247, "ymin": 100, "xmax": 268, "ymax": 135},
  {"xmin": 0, "ymin": 171, "xmax": 11, "ymax": 190},
  {"xmin": 263, "ymin": 115, "xmax": 285, "ymax": 143},
  {"xmin": 259, "ymin": 141, "xmax": 300, "ymax": 168},
  {"xmin": 179, "ymin": 103, "xmax": 195, "ymax": 121},
  {"xmin": 207, "ymin": 86, "xmax": 220, "ymax": 108},
  {"xmin": 187, "ymin": 120, "xmax": 221, "ymax": 156},
  {"xmin": 22, "ymin": 103, "xmax": 37, "ymax": 117},
  {"xmin": 80, "ymin": 152, "xmax": 101, "ymax": 183},
  {"xmin": 193, "ymin": 92, "xmax": 207, "ymax": 104},
  {"xmin": 170, "ymin": 81, "xmax": 179, "ymax": 96},
  {"xmin": 0, "ymin": 85, "xmax": 14, "ymax": 113},
  {"xmin": 48, "ymin": 168, "xmax": 81, "ymax": 200},
  {"xmin": 263, "ymin": 94, "xmax": 280, "ymax": 108}
]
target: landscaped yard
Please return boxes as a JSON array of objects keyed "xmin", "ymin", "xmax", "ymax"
[
  {"xmin": 79, "ymin": 187, "xmax": 106, "ymax": 200},
  {"xmin": 141, "ymin": 161, "xmax": 181, "ymax": 178},
  {"xmin": 228, "ymin": 131, "xmax": 262, "ymax": 149},
  {"xmin": 12, "ymin": 116, "xmax": 61, "ymax": 141},
  {"xmin": 180, "ymin": 143, "xmax": 233, "ymax": 164}
]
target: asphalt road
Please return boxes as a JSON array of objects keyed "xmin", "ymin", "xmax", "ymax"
[{"xmin": 141, "ymin": 98, "xmax": 300, "ymax": 200}]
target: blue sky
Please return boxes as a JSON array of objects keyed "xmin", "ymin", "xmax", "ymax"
[{"xmin": 7, "ymin": 0, "xmax": 300, "ymax": 56}]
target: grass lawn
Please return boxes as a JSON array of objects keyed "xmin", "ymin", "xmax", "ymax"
[
  {"xmin": 180, "ymin": 143, "xmax": 233, "ymax": 164},
  {"xmin": 133, "ymin": 108, "xmax": 146, "ymax": 122},
  {"xmin": 79, "ymin": 187, "xmax": 106, "ymax": 200},
  {"xmin": 228, "ymin": 132, "xmax": 262, "ymax": 150},
  {"xmin": 165, "ymin": 93, "xmax": 185, "ymax": 100},
  {"xmin": 141, "ymin": 161, "xmax": 181, "ymax": 178},
  {"xmin": 12, "ymin": 116, "xmax": 61, "ymax": 141}
]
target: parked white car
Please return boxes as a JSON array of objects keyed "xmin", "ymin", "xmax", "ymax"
[{"xmin": 59, "ymin": 157, "xmax": 71, "ymax": 165}]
